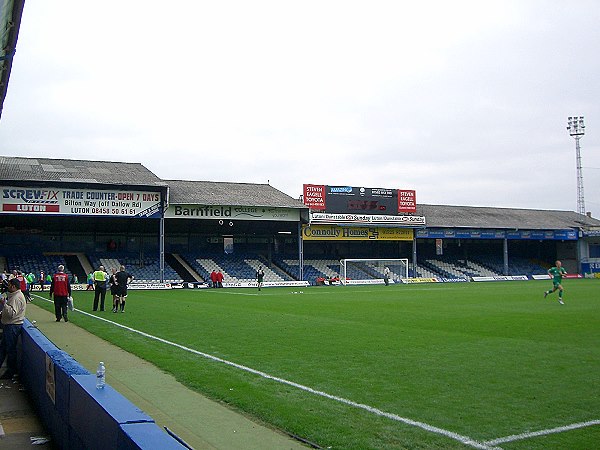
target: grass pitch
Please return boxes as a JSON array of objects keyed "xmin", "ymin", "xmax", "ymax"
[{"xmin": 37, "ymin": 280, "xmax": 600, "ymax": 449}]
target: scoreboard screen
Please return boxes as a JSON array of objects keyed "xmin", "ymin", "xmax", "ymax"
[{"xmin": 303, "ymin": 185, "xmax": 416, "ymax": 214}]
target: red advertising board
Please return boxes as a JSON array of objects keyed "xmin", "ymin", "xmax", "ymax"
[
  {"xmin": 398, "ymin": 190, "xmax": 416, "ymax": 213},
  {"xmin": 2, "ymin": 203, "xmax": 60, "ymax": 213},
  {"xmin": 303, "ymin": 184, "xmax": 326, "ymax": 210}
]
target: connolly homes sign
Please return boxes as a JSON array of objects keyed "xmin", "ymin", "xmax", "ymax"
[{"xmin": 302, "ymin": 225, "xmax": 414, "ymax": 241}]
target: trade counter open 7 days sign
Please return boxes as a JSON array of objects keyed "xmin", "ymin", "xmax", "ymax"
[{"xmin": 0, "ymin": 186, "xmax": 162, "ymax": 218}]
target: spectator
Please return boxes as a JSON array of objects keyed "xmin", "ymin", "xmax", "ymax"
[
  {"xmin": 49, "ymin": 265, "xmax": 71, "ymax": 322},
  {"xmin": 39, "ymin": 270, "xmax": 46, "ymax": 291},
  {"xmin": 86, "ymin": 271, "xmax": 94, "ymax": 291},
  {"xmin": 0, "ymin": 270, "xmax": 8, "ymax": 294},
  {"xmin": 0, "ymin": 278, "xmax": 26, "ymax": 379},
  {"xmin": 16, "ymin": 270, "xmax": 30, "ymax": 302},
  {"xmin": 26, "ymin": 271, "xmax": 36, "ymax": 292},
  {"xmin": 216, "ymin": 270, "xmax": 224, "ymax": 288}
]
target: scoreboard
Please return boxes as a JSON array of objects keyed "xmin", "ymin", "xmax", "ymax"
[{"xmin": 303, "ymin": 184, "xmax": 416, "ymax": 215}]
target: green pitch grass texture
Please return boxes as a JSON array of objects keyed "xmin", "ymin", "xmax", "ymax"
[{"xmin": 38, "ymin": 281, "xmax": 600, "ymax": 449}]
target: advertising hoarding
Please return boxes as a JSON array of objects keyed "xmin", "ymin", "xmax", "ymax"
[
  {"xmin": 309, "ymin": 212, "xmax": 425, "ymax": 226},
  {"xmin": 302, "ymin": 225, "xmax": 414, "ymax": 241},
  {"xmin": 165, "ymin": 205, "xmax": 300, "ymax": 221},
  {"xmin": 416, "ymin": 228, "xmax": 578, "ymax": 240},
  {"xmin": 1, "ymin": 186, "xmax": 162, "ymax": 218}
]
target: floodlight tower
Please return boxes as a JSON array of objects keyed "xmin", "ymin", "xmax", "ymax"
[{"xmin": 567, "ymin": 116, "xmax": 586, "ymax": 215}]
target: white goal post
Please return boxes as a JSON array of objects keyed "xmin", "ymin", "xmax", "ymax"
[{"xmin": 339, "ymin": 258, "xmax": 409, "ymax": 285}]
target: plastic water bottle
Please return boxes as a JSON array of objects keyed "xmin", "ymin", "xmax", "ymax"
[{"xmin": 96, "ymin": 362, "xmax": 106, "ymax": 389}]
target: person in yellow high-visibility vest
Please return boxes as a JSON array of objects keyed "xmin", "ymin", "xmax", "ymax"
[{"xmin": 93, "ymin": 265, "xmax": 108, "ymax": 311}]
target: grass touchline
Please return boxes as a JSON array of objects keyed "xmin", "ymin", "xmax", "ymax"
[
  {"xmin": 33, "ymin": 292, "xmax": 495, "ymax": 449},
  {"xmin": 29, "ymin": 280, "xmax": 600, "ymax": 449}
]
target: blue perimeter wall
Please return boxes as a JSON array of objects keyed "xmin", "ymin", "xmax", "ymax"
[{"xmin": 19, "ymin": 319, "xmax": 187, "ymax": 450}]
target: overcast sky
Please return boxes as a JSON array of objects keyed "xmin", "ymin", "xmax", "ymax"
[{"xmin": 1, "ymin": 1, "xmax": 599, "ymax": 215}]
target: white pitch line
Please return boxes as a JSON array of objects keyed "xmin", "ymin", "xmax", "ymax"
[
  {"xmin": 484, "ymin": 419, "xmax": 600, "ymax": 446},
  {"xmin": 32, "ymin": 294, "xmax": 494, "ymax": 449},
  {"xmin": 32, "ymin": 294, "xmax": 600, "ymax": 447},
  {"xmin": 212, "ymin": 290, "xmax": 261, "ymax": 296}
]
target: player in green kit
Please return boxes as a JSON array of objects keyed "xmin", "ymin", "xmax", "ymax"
[{"xmin": 544, "ymin": 260, "xmax": 567, "ymax": 304}]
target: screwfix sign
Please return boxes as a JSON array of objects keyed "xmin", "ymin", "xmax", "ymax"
[{"xmin": 1, "ymin": 186, "xmax": 162, "ymax": 218}]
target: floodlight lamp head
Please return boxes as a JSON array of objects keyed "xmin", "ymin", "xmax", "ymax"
[{"xmin": 567, "ymin": 116, "xmax": 585, "ymax": 137}]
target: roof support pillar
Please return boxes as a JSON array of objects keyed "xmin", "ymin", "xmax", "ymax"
[
  {"xmin": 503, "ymin": 238, "xmax": 509, "ymax": 276},
  {"xmin": 298, "ymin": 222, "xmax": 304, "ymax": 281},
  {"xmin": 412, "ymin": 234, "xmax": 418, "ymax": 277},
  {"xmin": 159, "ymin": 197, "xmax": 166, "ymax": 283}
]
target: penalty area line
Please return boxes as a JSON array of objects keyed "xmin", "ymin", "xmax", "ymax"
[
  {"xmin": 32, "ymin": 294, "xmax": 495, "ymax": 449},
  {"xmin": 484, "ymin": 419, "xmax": 600, "ymax": 446}
]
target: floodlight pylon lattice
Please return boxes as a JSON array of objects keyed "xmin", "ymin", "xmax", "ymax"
[{"xmin": 567, "ymin": 116, "xmax": 586, "ymax": 215}]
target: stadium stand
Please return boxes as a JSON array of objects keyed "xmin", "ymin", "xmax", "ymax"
[
  {"xmin": 276, "ymin": 257, "xmax": 458, "ymax": 283},
  {"xmin": 488, "ymin": 257, "xmax": 549, "ymax": 276},
  {"xmin": 88, "ymin": 253, "xmax": 183, "ymax": 284},
  {"xmin": 181, "ymin": 253, "xmax": 292, "ymax": 284},
  {"xmin": 243, "ymin": 257, "xmax": 290, "ymax": 282},
  {"xmin": 423, "ymin": 258, "xmax": 475, "ymax": 279},
  {"xmin": 342, "ymin": 262, "xmax": 375, "ymax": 280},
  {"xmin": 416, "ymin": 254, "xmax": 551, "ymax": 279},
  {"xmin": 0, "ymin": 250, "xmax": 563, "ymax": 286},
  {"xmin": 412, "ymin": 265, "xmax": 441, "ymax": 279},
  {"xmin": 275, "ymin": 259, "xmax": 340, "ymax": 284},
  {"xmin": 274, "ymin": 258, "xmax": 454, "ymax": 284},
  {"xmin": 4, "ymin": 252, "xmax": 69, "ymax": 280}
]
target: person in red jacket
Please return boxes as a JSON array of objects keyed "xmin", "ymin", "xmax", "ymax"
[
  {"xmin": 49, "ymin": 265, "xmax": 72, "ymax": 322},
  {"xmin": 210, "ymin": 270, "xmax": 218, "ymax": 288},
  {"xmin": 215, "ymin": 270, "xmax": 224, "ymax": 288},
  {"xmin": 39, "ymin": 270, "xmax": 46, "ymax": 291},
  {"xmin": 14, "ymin": 270, "xmax": 31, "ymax": 302}
]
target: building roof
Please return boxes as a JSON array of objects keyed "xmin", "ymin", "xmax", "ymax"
[
  {"xmin": 166, "ymin": 179, "xmax": 307, "ymax": 209},
  {"xmin": 0, "ymin": 156, "xmax": 165, "ymax": 187},
  {"xmin": 417, "ymin": 204, "xmax": 600, "ymax": 230},
  {"xmin": 1, "ymin": 155, "xmax": 598, "ymax": 230}
]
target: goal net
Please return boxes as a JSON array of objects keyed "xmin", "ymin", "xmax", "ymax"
[{"xmin": 339, "ymin": 258, "xmax": 409, "ymax": 285}]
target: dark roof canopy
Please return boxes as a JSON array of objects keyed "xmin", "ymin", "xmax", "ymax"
[
  {"xmin": 166, "ymin": 179, "xmax": 307, "ymax": 209},
  {"xmin": 0, "ymin": 156, "xmax": 165, "ymax": 187},
  {"xmin": 1, "ymin": 155, "xmax": 599, "ymax": 231},
  {"xmin": 417, "ymin": 204, "xmax": 600, "ymax": 230}
]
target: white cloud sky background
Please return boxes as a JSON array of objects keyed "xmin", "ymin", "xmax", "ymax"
[{"xmin": 2, "ymin": 0, "xmax": 599, "ymax": 215}]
